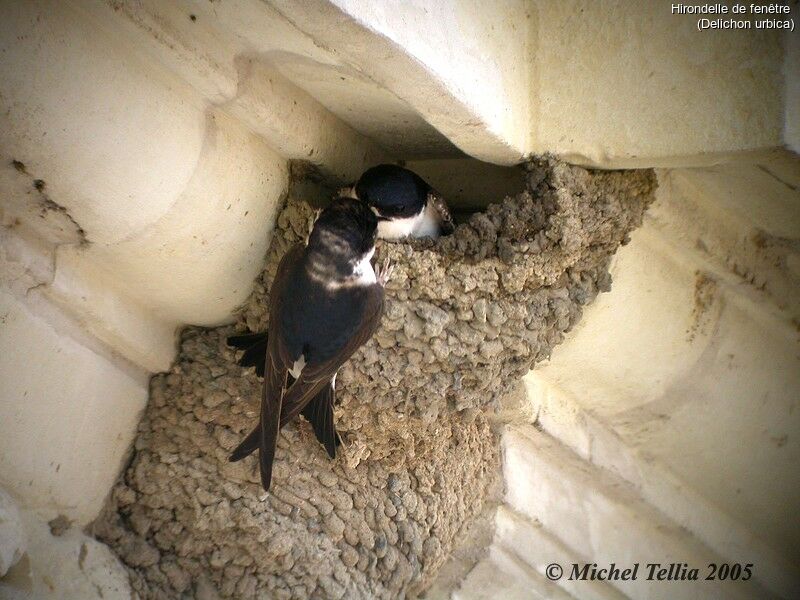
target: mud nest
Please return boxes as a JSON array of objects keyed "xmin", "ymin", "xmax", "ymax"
[{"xmin": 94, "ymin": 157, "xmax": 656, "ymax": 599}]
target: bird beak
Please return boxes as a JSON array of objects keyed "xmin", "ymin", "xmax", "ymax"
[{"xmin": 368, "ymin": 206, "xmax": 389, "ymax": 221}]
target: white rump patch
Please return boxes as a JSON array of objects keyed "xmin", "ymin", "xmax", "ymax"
[{"xmin": 289, "ymin": 354, "xmax": 306, "ymax": 379}]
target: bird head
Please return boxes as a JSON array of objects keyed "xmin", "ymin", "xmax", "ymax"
[
  {"xmin": 346, "ymin": 164, "xmax": 453, "ymax": 240},
  {"xmin": 307, "ymin": 197, "xmax": 378, "ymax": 272}
]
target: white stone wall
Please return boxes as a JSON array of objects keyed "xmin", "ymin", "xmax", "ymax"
[
  {"xmin": 528, "ymin": 1, "xmax": 786, "ymax": 166},
  {"xmin": 0, "ymin": 287, "xmax": 147, "ymax": 525},
  {"xmin": 513, "ymin": 152, "xmax": 800, "ymax": 598},
  {"xmin": 272, "ymin": 0, "xmax": 792, "ymax": 167}
]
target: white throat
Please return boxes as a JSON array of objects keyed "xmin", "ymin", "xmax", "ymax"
[
  {"xmin": 322, "ymin": 248, "xmax": 376, "ymax": 290},
  {"xmin": 349, "ymin": 248, "xmax": 377, "ymax": 285},
  {"xmin": 343, "ymin": 185, "xmax": 440, "ymax": 240},
  {"xmin": 377, "ymin": 201, "xmax": 441, "ymax": 240}
]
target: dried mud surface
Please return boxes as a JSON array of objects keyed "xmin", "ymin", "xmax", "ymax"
[{"xmin": 94, "ymin": 158, "xmax": 656, "ymax": 599}]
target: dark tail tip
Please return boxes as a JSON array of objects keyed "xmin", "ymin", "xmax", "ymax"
[
  {"xmin": 229, "ymin": 426, "xmax": 260, "ymax": 462},
  {"xmin": 226, "ymin": 331, "xmax": 268, "ymax": 349},
  {"xmin": 228, "ymin": 447, "xmax": 249, "ymax": 462}
]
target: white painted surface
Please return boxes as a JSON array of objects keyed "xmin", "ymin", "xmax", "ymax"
[
  {"xmin": 0, "ymin": 510, "xmax": 135, "ymax": 599},
  {"xmin": 80, "ymin": 108, "xmax": 287, "ymax": 328},
  {"xmin": 520, "ymin": 152, "xmax": 800, "ymax": 599},
  {"xmin": 0, "ymin": 488, "xmax": 26, "ymax": 578},
  {"xmin": 455, "ymin": 542, "xmax": 577, "ymax": 600},
  {"xmin": 500, "ymin": 426, "xmax": 775, "ymax": 600},
  {"xmin": 272, "ymin": 0, "xmax": 789, "ymax": 167},
  {"xmin": 490, "ymin": 506, "xmax": 626, "ymax": 600},
  {"xmin": 89, "ymin": 0, "xmax": 392, "ymax": 177},
  {"xmin": 0, "ymin": 288, "xmax": 148, "ymax": 526},
  {"xmin": 266, "ymin": 0, "xmax": 532, "ymax": 164},
  {"xmin": 0, "ymin": 1, "xmax": 290, "ymax": 371},
  {"xmin": 0, "ymin": 0, "xmax": 204, "ymax": 247},
  {"xmin": 528, "ymin": 1, "xmax": 786, "ymax": 166},
  {"xmin": 324, "ymin": 0, "xmax": 533, "ymax": 159}
]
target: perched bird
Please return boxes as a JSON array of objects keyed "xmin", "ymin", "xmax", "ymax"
[
  {"xmin": 229, "ymin": 197, "xmax": 390, "ymax": 491},
  {"xmin": 228, "ymin": 164, "xmax": 451, "ymax": 405},
  {"xmin": 340, "ymin": 164, "xmax": 454, "ymax": 240}
]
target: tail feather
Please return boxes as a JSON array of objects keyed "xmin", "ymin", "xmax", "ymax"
[
  {"xmin": 229, "ymin": 373, "xmax": 339, "ymax": 491},
  {"xmin": 227, "ymin": 331, "xmax": 269, "ymax": 377},
  {"xmin": 300, "ymin": 382, "xmax": 338, "ymax": 459},
  {"xmin": 229, "ymin": 425, "xmax": 259, "ymax": 462},
  {"xmin": 226, "ymin": 331, "xmax": 268, "ymax": 348},
  {"xmin": 239, "ymin": 343, "xmax": 268, "ymax": 377},
  {"xmin": 229, "ymin": 376, "xmax": 297, "ymax": 466}
]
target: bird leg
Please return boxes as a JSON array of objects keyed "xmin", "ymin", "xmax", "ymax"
[{"xmin": 375, "ymin": 256, "xmax": 394, "ymax": 287}]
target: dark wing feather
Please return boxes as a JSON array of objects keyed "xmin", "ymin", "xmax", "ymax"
[
  {"xmin": 229, "ymin": 245, "xmax": 302, "ymax": 491},
  {"xmin": 300, "ymin": 382, "xmax": 337, "ymax": 458},
  {"xmin": 229, "ymin": 426, "xmax": 259, "ymax": 462},
  {"xmin": 227, "ymin": 331, "xmax": 268, "ymax": 348},
  {"xmin": 231, "ymin": 372, "xmax": 331, "ymax": 463},
  {"xmin": 258, "ymin": 330, "xmax": 290, "ymax": 490},
  {"xmin": 227, "ymin": 332, "xmax": 269, "ymax": 376},
  {"xmin": 243, "ymin": 345, "xmax": 268, "ymax": 377},
  {"xmin": 277, "ymin": 285, "xmax": 384, "ymax": 429}
]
